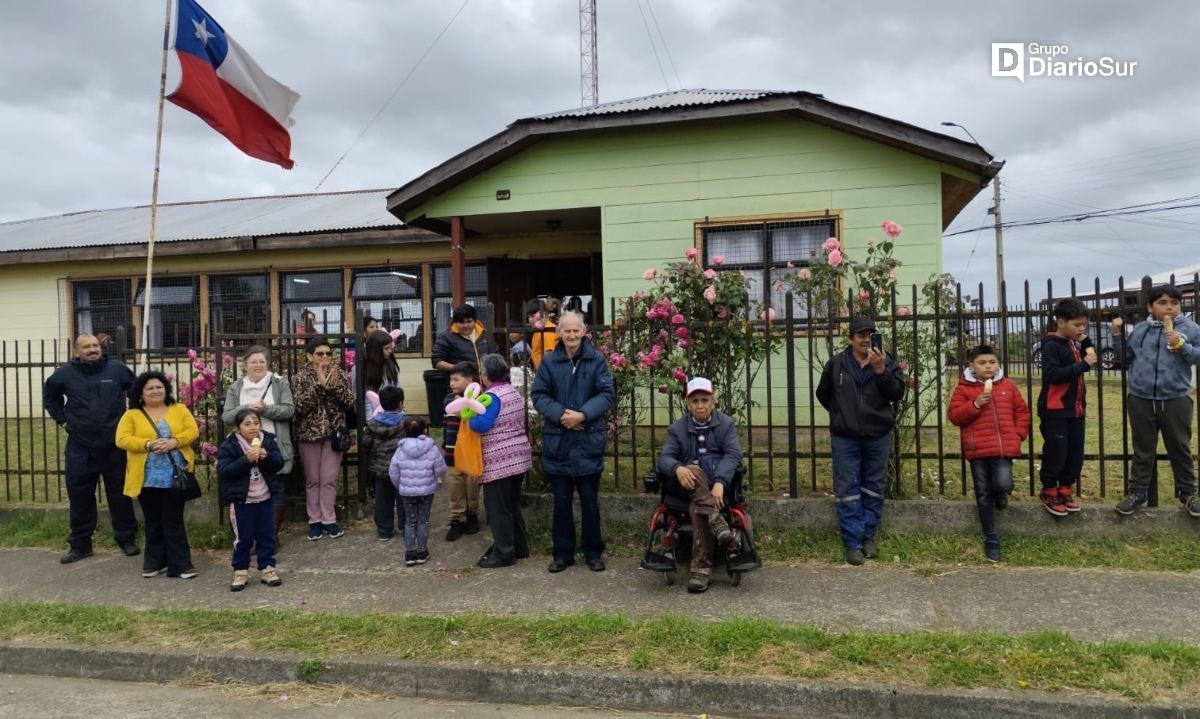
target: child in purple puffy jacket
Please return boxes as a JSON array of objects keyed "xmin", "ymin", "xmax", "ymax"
[{"xmin": 389, "ymin": 416, "xmax": 447, "ymax": 566}]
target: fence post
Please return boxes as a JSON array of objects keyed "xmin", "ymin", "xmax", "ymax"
[{"xmin": 785, "ymin": 293, "xmax": 797, "ymax": 497}]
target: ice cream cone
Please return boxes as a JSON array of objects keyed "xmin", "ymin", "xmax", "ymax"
[
  {"xmin": 1164, "ymin": 316, "xmax": 1174, "ymax": 333},
  {"xmin": 983, "ymin": 378, "xmax": 993, "ymax": 393},
  {"xmin": 251, "ymin": 437, "xmax": 261, "ymax": 449}
]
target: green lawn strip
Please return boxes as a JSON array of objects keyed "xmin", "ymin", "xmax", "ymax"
[
  {"xmin": 0, "ymin": 601, "xmax": 1196, "ymax": 703},
  {"xmin": 4, "ymin": 510, "xmax": 1199, "ymax": 572}
]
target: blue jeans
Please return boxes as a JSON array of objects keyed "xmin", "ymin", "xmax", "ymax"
[
  {"xmin": 831, "ymin": 434, "xmax": 891, "ymax": 549},
  {"xmin": 970, "ymin": 458, "xmax": 1014, "ymax": 536},
  {"xmin": 548, "ymin": 473, "xmax": 604, "ymax": 563},
  {"xmin": 402, "ymin": 494, "xmax": 434, "ymax": 554}
]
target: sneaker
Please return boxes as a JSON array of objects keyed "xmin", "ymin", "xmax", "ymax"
[
  {"xmin": 1039, "ymin": 488, "xmax": 1069, "ymax": 517},
  {"xmin": 1058, "ymin": 485, "xmax": 1081, "ymax": 513},
  {"xmin": 415, "ymin": 552, "xmax": 429, "ymax": 565},
  {"xmin": 984, "ymin": 540, "xmax": 1001, "ymax": 563},
  {"xmin": 179, "ymin": 568, "xmax": 199, "ymax": 580},
  {"xmin": 707, "ymin": 513, "xmax": 734, "ymax": 545},
  {"xmin": 994, "ymin": 492, "xmax": 1009, "ymax": 510},
  {"xmin": 686, "ymin": 572, "xmax": 710, "ymax": 593},
  {"xmin": 378, "ymin": 533, "xmax": 393, "ymax": 542},
  {"xmin": 323, "ymin": 523, "xmax": 345, "ymax": 539},
  {"xmin": 1115, "ymin": 492, "xmax": 1148, "ymax": 516},
  {"xmin": 1183, "ymin": 496, "xmax": 1200, "ymax": 518},
  {"xmin": 59, "ymin": 548, "xmax": 93, "ymax": 565},
  {"xmin": 141, "ymin": 567, "xmax": 166, "ymax": 578},
  {"xmin": 465, "ymin": 513, "xmax": 481, "ymax": 535},
  {"xmin": 845, "ymin": 548, "xmax": 866, "ymax": 566},
  {"xmin": 307, "ymin": 523, "xmax": 323, "ymax": 541},
  {"xmin": 230, "ymin": 570, "xmax": 249, "ymax": 592},
  {"xmin": 862, "ymin": 539, "xmax": 879, "ymax": 560},
  {"xmin": 261, "ymin": 567, "xmax": 282, "ymax": 587},
  {"xmin": 445, "ymin": 521, "xmax": 466, "ymax": 542},
  {"xmin": 119, "ymin": 541, "xmax": 141, "ymax": 557},
  {"xmin": 405, "ymin": 552, "xmax": 418, "ymax": 567}
]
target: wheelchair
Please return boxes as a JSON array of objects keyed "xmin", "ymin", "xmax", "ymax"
[{"xmin": 639, "ymin": 465, "xmax": 762, "ymax": 586}]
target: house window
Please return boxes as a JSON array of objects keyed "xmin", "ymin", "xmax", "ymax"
[
  {"xmin": 73, "ymin": 279, "xmax": 132, "ymax": 347},
  {"xmin": 209, "ymin": 273, "xmax": 268, "ymax": 342},
  {"xmin": 281, "ymin": 271, "xmax": 343, "ymax": 336},
  {"xmin": 702, "ymin": 218, "xmax": 837, "ymax": 320},
  {"xmin": 135, "ymin": 276, "xmax": 199, "ymax": 349},
  {"xmin": 431, "ymin": 264, "xmax": 490, "ymax": 337},
  {"xmin": 351, "ymin": 266, "xmax": 423, "ymax": 353}
]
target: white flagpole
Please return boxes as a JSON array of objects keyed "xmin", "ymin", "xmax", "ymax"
[{"xmin": 140, "ymin": 0, "xmax": 174, "ymax": 372}]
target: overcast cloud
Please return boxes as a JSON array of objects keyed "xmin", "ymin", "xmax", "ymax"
[{"xmin": 1, "ymin": 0, "xmax": 1197, "ymax": 297}]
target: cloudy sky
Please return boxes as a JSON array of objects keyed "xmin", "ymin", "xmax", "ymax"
[{"xmin": 2, "ymin": 1, "xmax": 1197, "ymax": 297}]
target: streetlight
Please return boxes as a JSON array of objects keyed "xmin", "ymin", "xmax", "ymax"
[{"xmin": 942, "ymin": 121, "xmax": 1003, "ymax": 305}]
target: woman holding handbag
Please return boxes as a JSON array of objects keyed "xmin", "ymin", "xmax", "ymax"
[
  {"xmin": 115, "ymin": 371, "xmax": 200, "ymax": 580},
  {"xmin": 222, "ymin": 346, "xmax": 295, "ymax": 545},
  {"xmin": 291, "ymin": 337, "xmax": 354, "ymax": 541}
]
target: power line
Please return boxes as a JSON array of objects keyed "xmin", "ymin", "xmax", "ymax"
[
  {"xmin": 635, "ymin": 0, "xmax": 671, "ymax": 90},
  {"xmin": 944, "ymin": 194, "xmax": 1200, "ymax": 237},
  {"xmin": 313, "ymin": 0, "xmax": 473, "ymax": 191},
  {"xmin": 645, "ymin": 0, "xmax": 682, "ymax": 88}
]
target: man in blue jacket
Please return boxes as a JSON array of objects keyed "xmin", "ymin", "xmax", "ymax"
[
  {"xmin": 531, "ymin": 310, "xmax": 614, "ymax": 573},
  {"xmin": 816, "ymin": 317, "xmax": 906, "ymax": 566},
  {"xmin": 42, "ymin": 334, "xmax": 139, "ymax": 564}
]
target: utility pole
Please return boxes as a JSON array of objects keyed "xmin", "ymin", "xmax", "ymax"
[
  {"xmin": 988, "ymin": 174, "xmax": 1005, "ymax": 302},
  {"xmin": 580, "ymin": 0, "xmax": 598, "ymax": 107}
]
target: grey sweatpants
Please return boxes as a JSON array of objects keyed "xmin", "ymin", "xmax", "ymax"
[{"xmin": 1127, "ymin": 395, "xmax": 1196, "ymax": 498}]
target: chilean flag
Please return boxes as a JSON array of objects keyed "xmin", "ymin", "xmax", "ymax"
[{"xmin": 167, "ymin": 0, "xmax": 300, "ymax": 169}]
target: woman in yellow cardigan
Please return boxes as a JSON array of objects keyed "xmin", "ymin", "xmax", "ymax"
[{"xmin": 116, "ymin": 371, "xmax": 200, "ymax": 579}]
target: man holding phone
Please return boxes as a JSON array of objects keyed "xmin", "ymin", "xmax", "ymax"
[{"xmin": 816, "ymin": 317, "xmax": 907, "ymax": 565}]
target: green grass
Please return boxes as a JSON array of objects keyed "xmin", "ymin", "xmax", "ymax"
[
  {"xmin": 0, "ymin": 509, "xmax": 232, "ymax": 551},
  {"xmin": 0, "ymin": 601, "xmax": 1197, "ymax": 702}
]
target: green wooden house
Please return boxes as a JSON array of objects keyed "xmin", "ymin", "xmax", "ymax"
[{"xmin": 387, "ymin": 89, "xmax": 1001, "ymax": 327}]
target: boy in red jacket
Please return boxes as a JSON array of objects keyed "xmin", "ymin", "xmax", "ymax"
[{"xmin": 948, "ymin": 345, "xmax": 1031, "ymax": 562}]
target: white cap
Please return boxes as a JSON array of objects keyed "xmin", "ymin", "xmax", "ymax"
[{"xmin": 685, "ymin": 377, "xmax": 714, "ymax": 397}]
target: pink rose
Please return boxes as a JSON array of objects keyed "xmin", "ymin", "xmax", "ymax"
[
  {"xmin": 685, "ymin": 248, "xmax": 699, "ymax": 260},
  {"xmin": 703, "ymin": 286, "xmax": 717, "ymax": 304},
  {"xmin": 672, "ymin": 368, "xmax": 688, "ymax": 384},
  {"xmin": 609, "ymin": 353, "xmax": 627, "ymax": 369},
  {"xmin": 797, "ymin": 268, "xmax": 813, "ymax": 281},
  {"xmin": 823, "ymin": 237, "xmax": 840, "ymax": 251},
  {"xmin": 200, "ymin": 442, "xmax": 218, "ymax": 458},
  {"xmin": 186, "ymin": 348, "xmax": 198, "ymax": 361},
  {"xmin": 675, "ymin": 326, "xmax": 689, "ymax": 339},
  {"xmin": 222, "ymin": 353, "xmax": 235, "ymax": 369},
  {"xmin": 827, "ymin": 249, "xmax": 843, "ymax": 267},
  {"xmin": 761, "ymin": 308, "xmax": 777, "ymax": 321},
  {"xmin": 704, "ymin": 269, "xmax": 717, "ymax": 280},
  {"xmin": 881, "ymin": 221, "xmax": 903, "ymax": 238},
  {"xmin": 671, "ymin": 314, "xmax": 685, "ymax": 325},
  {"xmin": 712, "ymin": 255, "xmax": 725, "ymax": 266},
  {"xmin": 645, "ymin": 309, "xmax": 658, "ymax": 320},
  {"xmin": 859, "ymin": 289, "xmax": 870, "ymax": 299},
  {"xmin": 642, "ymin": 268, "xmax": 657, "ymax": 281},
  {"xmin": 897, "ymin": 306, "xmax": 911, "ymax": 316},
  {"xmin": 678, "ymin": 338, "xmax": 692, "ymax": 349},
  {"xmin": 718, "ymin": 307, "xmax": 729, "ymax": 319}
]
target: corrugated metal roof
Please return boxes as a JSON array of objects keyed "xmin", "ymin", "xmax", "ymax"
[
  {"xmin": 0, "ymin": 188, "xmax": 401, "ymax": 254},
  {"xmin": 523, "ymin": 89, "xmax": 799, "ymax": 122}
]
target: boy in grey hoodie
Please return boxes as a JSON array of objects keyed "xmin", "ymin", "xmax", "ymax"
[{"xmin": 1112, "ymin": 284, "xmax": 1200, "ymax": 516}]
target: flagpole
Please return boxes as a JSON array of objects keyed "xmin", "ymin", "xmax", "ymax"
[{"xmin": 140, "ymin": 0, "xmax": 173, "ymax": 373}]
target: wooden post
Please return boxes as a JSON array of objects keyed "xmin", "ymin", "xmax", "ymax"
[{"xmin": 450, "ymin": 216, "xmax": 466, "ymax": 307}]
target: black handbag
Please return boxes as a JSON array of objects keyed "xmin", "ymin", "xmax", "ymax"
[
  {"xmin": 326, "ymin": 404, "xmax": 352, "ymax": 452},
  {"xmin": 139, "ymin": 408, "xmax": 202, "ymax": 501},
  {"xmin": 169, "ymin": 451, "xmax": 203, "ymax": 502}
]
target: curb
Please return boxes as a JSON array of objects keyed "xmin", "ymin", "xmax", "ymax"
[{"xmin": 0, "ymin": 643, "xmax": 1192, "ymax": 719}]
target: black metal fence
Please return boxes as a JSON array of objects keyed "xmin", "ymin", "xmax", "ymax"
[{"xmin": 3, "ymin": 275, "xmax": 1197, "ymax": 508}]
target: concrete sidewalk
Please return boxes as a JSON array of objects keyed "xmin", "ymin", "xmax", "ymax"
[{"xmin": 3, "ymin": 512, "xmax": 1199, "ymax": 643}]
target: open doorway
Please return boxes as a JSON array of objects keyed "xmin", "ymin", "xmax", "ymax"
[{"xmin": 488, "ymin": 256, "xmax": 600, "ymax": 330}]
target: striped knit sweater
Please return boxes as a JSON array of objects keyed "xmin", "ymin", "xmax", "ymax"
[{"xmin": 469, "ymin": 382, "xmax": 533, "ymax": 484}]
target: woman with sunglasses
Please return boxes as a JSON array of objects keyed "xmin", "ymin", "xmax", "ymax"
[{"xmin": 291, "ymin": 338, "xmax": 354, "ymax": 541}]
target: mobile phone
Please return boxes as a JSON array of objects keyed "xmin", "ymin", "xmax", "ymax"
[{"xmin": 870, "ymin": 331, "xmax": 883, "ymax": 351}]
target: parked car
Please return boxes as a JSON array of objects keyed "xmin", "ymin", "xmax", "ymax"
[{"xmin": 1030, "ymin": 322, "xmax": 1131, "ymax": 371}]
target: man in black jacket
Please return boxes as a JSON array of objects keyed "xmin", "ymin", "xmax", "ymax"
[
  {"xmin": 816, "ymin": 317, "xmax": 906, "ymax": 566},
  {"xmin": 43, "ymin": 334, "xmax": 139, "ymax": 564},
  {"xmin": 431, "ymin": 304, "xmax": 491, "ymax": 371}
]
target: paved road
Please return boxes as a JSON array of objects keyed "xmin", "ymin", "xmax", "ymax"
[
  {"xmin": 0, "ymin": 674, "xmax": 701, "ymax": 719},
  {"xmin": 3, "ymin": 527, "xmax": 1200, "ymax": 643}
]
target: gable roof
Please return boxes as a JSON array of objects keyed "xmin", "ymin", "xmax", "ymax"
[
  {"xmin": 0, "ymin": 188, "xmax": 406, "ymax": 256},
  {"xmin": 387, "ymin": 89, "xmax": 1003, "ymax": 224}
]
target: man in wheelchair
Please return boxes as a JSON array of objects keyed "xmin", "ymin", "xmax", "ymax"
[{"xmin": 645, "ymin": 377, "xmax": 760, "ymax": 593}]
